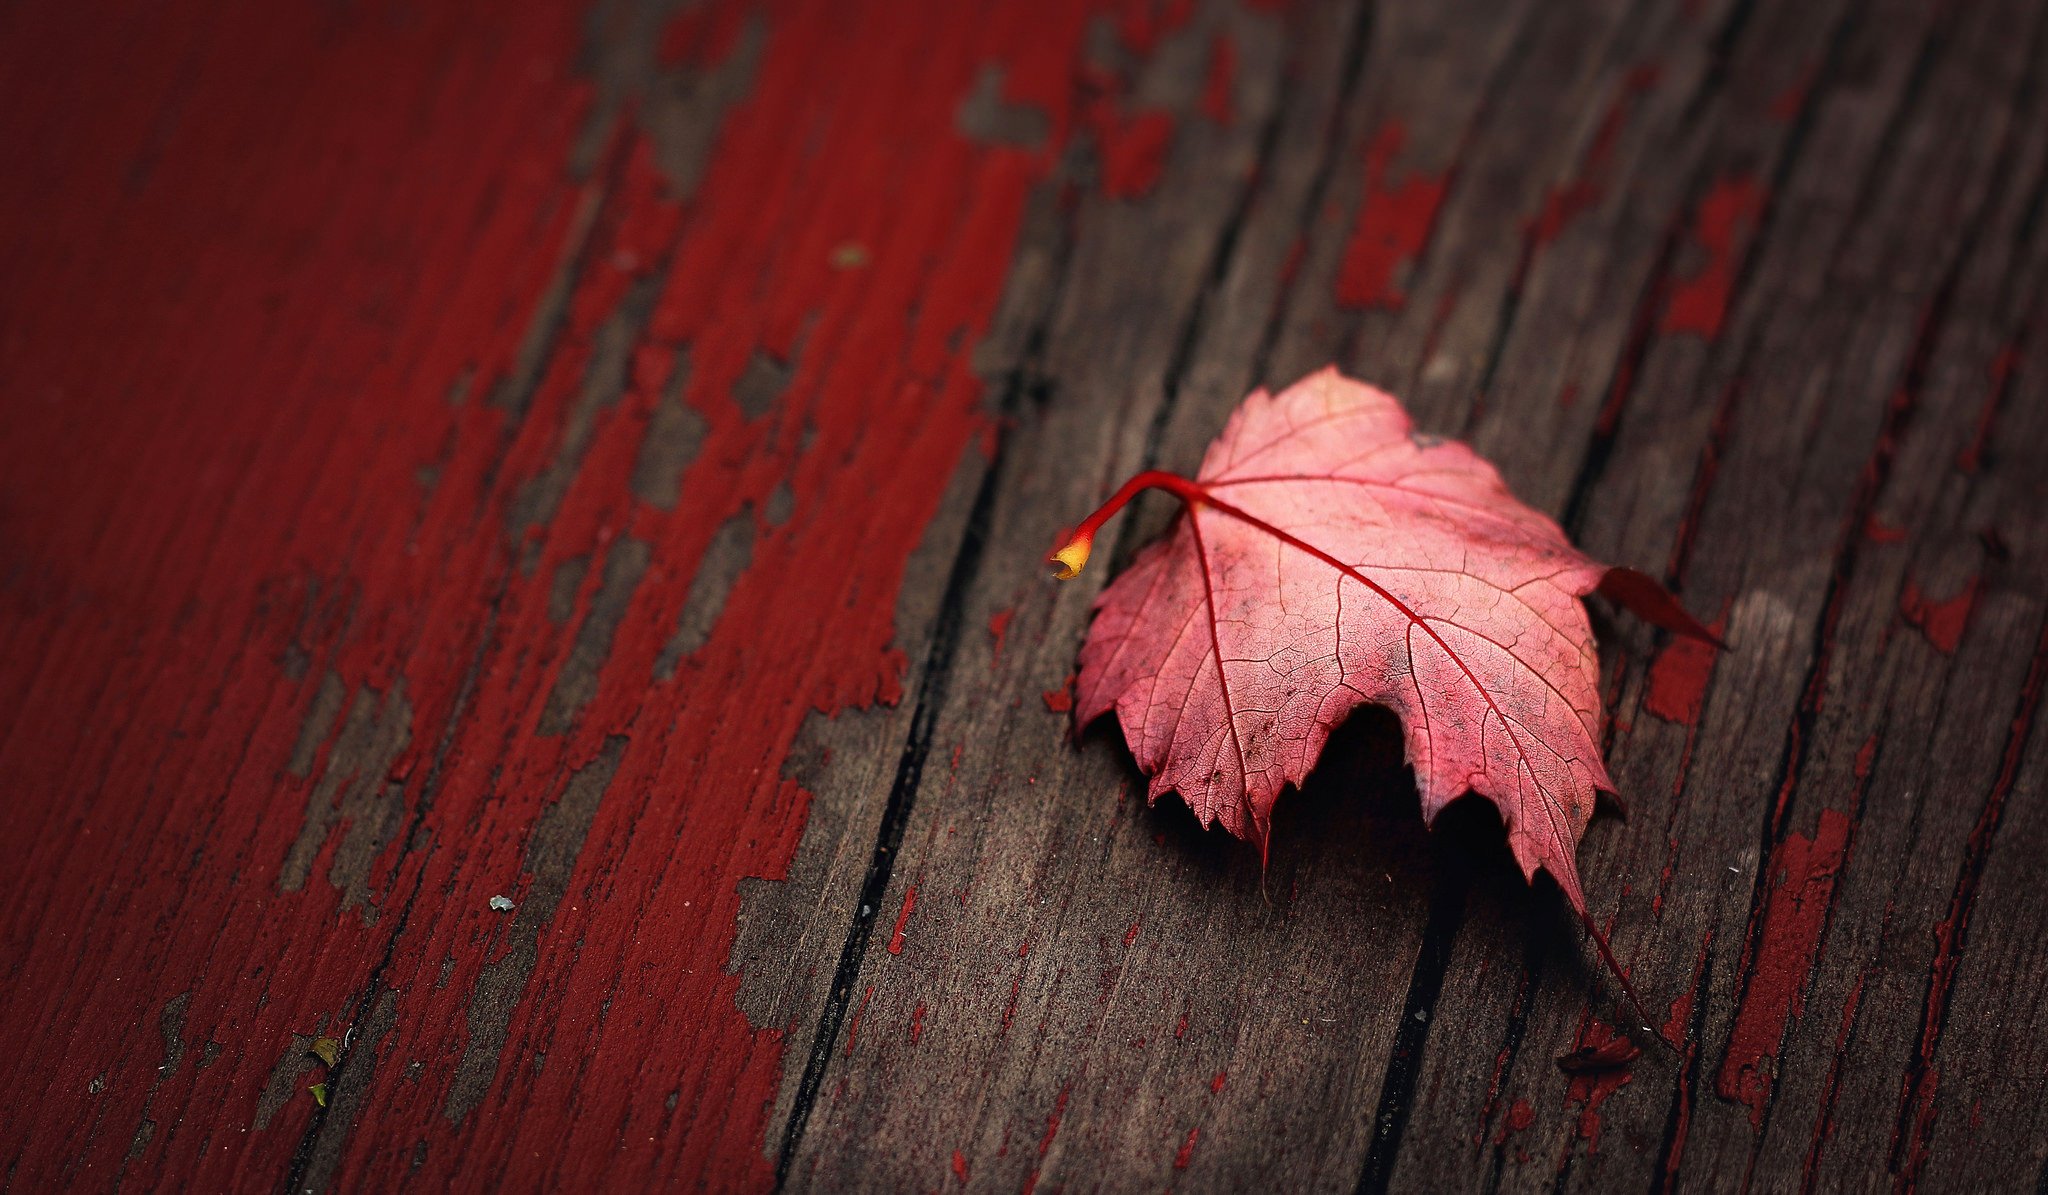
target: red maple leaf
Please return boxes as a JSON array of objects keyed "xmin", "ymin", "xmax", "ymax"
[{"xmin": 1051, "ymin": 368, "xmax": 1715, "ymax": 1021}]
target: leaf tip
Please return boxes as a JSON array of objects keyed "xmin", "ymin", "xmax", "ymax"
[
  {"xmin": 1597, "ymin": 567, "xmax": 1726, "ymax": 648},
  {"xmin": 1049, "ymin": 534, "xmax": 1092, "ymax": 580}
]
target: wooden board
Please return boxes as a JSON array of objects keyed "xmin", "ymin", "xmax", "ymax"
[{"xmin": 2, "ymin": 0, "xmax": 2044, "ymax": 1190}]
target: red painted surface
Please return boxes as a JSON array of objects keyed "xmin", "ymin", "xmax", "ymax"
[
  {"xmin": 1501, "ymin": 1098, "xmax": 1535, "ymax": 1140},
  {"xmin": 1899, "ymin": 575, "xmax": 1980, "ymax": 654},
  {"xmin": 888, "ymin": 885, "xmax": 920, "ymax": 955},
  {"xmin": 1656, "ymin": 934, "xmax": 1712, "ymax": 1185},
  {"xmin": 1662, "ymin": 174, "xmax": 1766, "ymax": 339},
  {"xmin": 1114, "ymin": 0, "xmax": 1197, "ymax": 57},
  {"xmin": 1717, "ymin": 809, "xmax": 1853, "ymax": 1125},
  {"xmin": 1526, "ymin": 65, "xmax": 1658, "ymax": 249},
  {"xmin": 1768, "ymin": 65, "xmax": 1817, "ymax": 124},
  {"xmin": 952, "ymin": 1147, "xmax": 970, "ymax": 1183},
  {"xmin": 1174, "ymin": 1125, "xmax": 1199, "ymax": 1168},
  {"xmin": 1805, "ymin": 967, "xmax": 1867, "ymax": 1184},
  {"xmin": 1335, "ymin": 122, "xmax": 1450, "ymax": 310},
  {"xmin": 1201, "ymin": 34, "xmax": 1238, "ymax": 126},
  {"xmin": 988, "ymin": 606, "xmax": 1017, "ymax": 661},
  {"xmin": 1959, "ymin": 343, "xmax": 2020, "ymax": 472},
  {"xmin": 1893, "ymin": 625, "xmax": 2048, "ymax": 1186},
  {"xmin": 845, "ymin": 986, "xmax": 877, "ymax": 1056},
  {"xmin": 1561, "ymin": 1019, "xmax": 1634, "ymax": 1152},
  {"xmin": 1645, "ymin": 631, "xmax": 1719, "ymax": 724},
  {"xmin": 1096, "ymin": 110, "xmax": 1178, "ymax": 199},
  {"xmin": 1019, "ymin": 1082, "xmax": 1072, "ymax": 1194},
  {"xmin": 0, "ymin": 0, "xmax": 1118, "ymax": 1189}
]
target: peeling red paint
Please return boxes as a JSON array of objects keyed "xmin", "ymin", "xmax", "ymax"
[
  {"xmin": 1894, "ymin": 625, "xmax": 2048, "ymax": 1187},
  {"xmin": 1335, "ymin": 121, "xmax": 1450, "ymax": 310},
  {"xmin": 1499, "ymin": 1098, "xmax": 1531, "ymax": 1139},
  {"xmin": 1124, "ymin": 920, "xmax": 1142, "ymax": 947},
  {"xmin": 1097, "ymin": 110, "xmax": 1177, "ymax": 199},
  {"xmin": 1663, "ymin": 174, "xmax": 1766, "ymax": 339},
  {"xmin": 1201, "ymin": 35, "xmax": 1237, "ymax": 126},
  {"xmin": 846, "ymin": 985, "xmax": 876, "ymax": 1056},
  {"xmin": 1526, "ymin": 65, "xmax": 1656, "ymax": 249},
  {"xmin": 1174, "ymin": 1126, "xmax": 1199, "ymax": 1169},
  {"xmin": 1646, "ymin": 628, "xmax": 1720, "ymax": 725},
  {"xmin": 1900, "ymin": 576, "xmax": 1979, "ymax": 654},
  {"xmin": 1717, "ymin": 809, "xmax": 1853, "ymax": 1125},
  {"xmin": 1040, "ymin": 1083, "xmax": 1071, "ymax": 1156},
  {"xmin": 1657, "ymin": 935, "xmax": 1711, "ymax": 1186},
  {"xmin": 952, "ymin": 1148, "xmax": 970, "ymax": 1184},
  {"xmin": 888, "ymin": 885, "xmax": 919, "ymax": 955},
  {"xmin": 1044, "ymin": 674, "xmax": 1076, "ymax": 712},
  {"xmin": 1865, "ymin": 514, "xmax": 1909, "ymax": 543},
  {"xmin": 1959, "ymin": 343, "xmax": 2020, "ymax": 472},
  {"xmin": 0, "ymin": 0, "xmax": 1133, "ymax": 1187},
  {"xmin": 989, "ymin": 607, "xmax": 1017, "ymax": 662},
  {"xmin": 912, "ymin": 1001, "xmax": 927, "ymax": 1045},
  {"xmin": 1475, "ymin": 966, "xmax": 1536, "ymax": 1144},
  {"xmin": 1653, "ymin": 836, "xmax": 1679, "ymax": 916},
  {"xmin": 1114, "ymin": 0, "xmax": 1196, "ymax": 56},
  {"xmin": 1277, "ymin": 235, "xmax": 1307, "ymax": 291},
  {"xmin": 1497, "ymin": 1098, "xmax": 1534, "ymax": 1146},
  {"xmin": 659, "ymin": 0, "xmax": 752, "ymax": 67},
  {"xmin": 1210, "ymin": 1071, "xmax": 1227, "ymax": 1094},
  {"xmin": 1562, "ymin": 1019, "xmax": 1633, "ymax": 1152},
  {"xmin": 1557, "ymin": 1038, "xmax": 1641, "ymax": 1073},
  {"xmin": 1768, "ymin": 65, "xmax": 1816, "ymax": 123},
  {"xmin": 1803, "ymin": 967, "xmax": 1867, "ymax": 1185},
  {"xmin": 1896, "ymin": 1067, "xmax": 1942, "ymax": 1183}
]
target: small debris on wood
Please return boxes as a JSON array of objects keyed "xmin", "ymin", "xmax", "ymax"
[
  {"xmin": 308, "ymin": 1082, "xmax": 329, "ymax": 1108},
  {"xmin": 309, "ymin": 1037, "xmax": 340, "ymax": 1067},
  {"xmin": 1556, "ymin": 1037, "xmax": 1643, "ymax": 1073},
  {"xmin": 829, "ymin": 242, "xmax": 870, "ymax": 269},
  {"xmin": 489, "ymin": 895, "xmax": 515, "ymax": 912}
]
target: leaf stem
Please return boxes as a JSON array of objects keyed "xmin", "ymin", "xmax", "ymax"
[
  {"xmin": 1048, "ymin": 470, "xmax": 1210, "ymax": 579},
  {"xmin": 1578, "ymin": 905, "xmax": 1673, "ymax": 1050}
]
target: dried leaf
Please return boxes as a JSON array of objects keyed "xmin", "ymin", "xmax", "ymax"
[{"xmin": 1052, "ymin": 369, "xmax": 1715, "ymax": 1024}]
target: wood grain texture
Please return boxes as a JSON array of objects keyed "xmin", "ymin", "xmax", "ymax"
[{"xmin": 2, "ymin": 0, "xmax": 2045, "ymax": 1192}]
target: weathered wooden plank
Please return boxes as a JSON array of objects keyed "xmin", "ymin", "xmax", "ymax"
[
  {"xmin": 1375, "ymin": 0, "xmax": 2048, "ymax": 1187},
  {"xmin": 780, "ymin": 1, "xmax": 1409, "ymax": 1187},
  {"xmin": 778, "ymin": 0, "xmax": 1747, "ymax": 1189},
  {"xmin": 777, "ymin": 0, "xmax": 2048, "ymax": 1191},
  {"xmin": 6, "ymin": 0, "xmax": 2048, "ymax": 1191}
]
